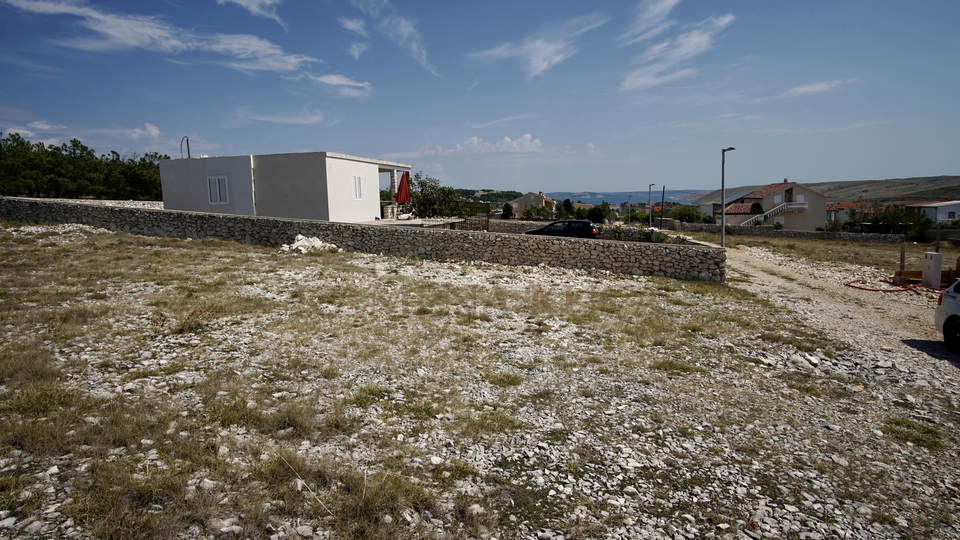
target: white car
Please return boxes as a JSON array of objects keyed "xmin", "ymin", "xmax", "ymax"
[{"xmin": 936, "ymin": 280, "xmax": 960, "ymax": 352}]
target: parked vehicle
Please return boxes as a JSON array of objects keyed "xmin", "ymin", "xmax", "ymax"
[
  {"xmin": 936, "ymin": 280, "xmax": 960, "ymax": 351},
  {"xmin": 522, "ymin": 220, "xmax": 600, "ymax": 239}
]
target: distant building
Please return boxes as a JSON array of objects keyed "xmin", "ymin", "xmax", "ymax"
[
  {"xmin": 717, "ymin": 180, "xmax": 827, "ymax": 231},
  {"xmin": 160, "ymin": 152, "xmax": 411, "ymax": 223},
  {"xmin": 508, "ymin": 192, "xmax": 556, "ymax": 214},
  {"xmin": 906, "ymin": 201, "xmax": 960, "ymax": 222},
  {"xmin": 828, "ymin": 201, "xmax": 872, "ymax": 223}
]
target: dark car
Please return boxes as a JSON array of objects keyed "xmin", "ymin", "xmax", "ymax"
[{"xmin": 522, "ymin": 220, "xmax": 600, "ymax": 239}]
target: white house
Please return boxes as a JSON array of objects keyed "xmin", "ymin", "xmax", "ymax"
[
  {"xmin": 906, "ymin": 201, "xmax": 960, "ymax": 222},
  {"xmin": 159, "ymin": 152, "xmax": 412, "ymax": 223}
]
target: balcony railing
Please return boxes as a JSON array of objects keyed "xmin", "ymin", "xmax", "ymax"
[{"xmin": 748, "ymin": 202, "xmax": 808, "ymax": 224}]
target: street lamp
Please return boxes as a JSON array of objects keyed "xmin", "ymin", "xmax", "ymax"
[
  {"xmin": 721, "ymin": 147, "xmax": 735, "ymax": 248},
  {"xmin": 648, "ymin": 183, "xmax": 655, "ymax": 228}
]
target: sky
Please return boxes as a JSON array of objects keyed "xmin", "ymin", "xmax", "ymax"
[{"xmin": 1, "ymin": 0, "xmax": 958, "ymax": 194}]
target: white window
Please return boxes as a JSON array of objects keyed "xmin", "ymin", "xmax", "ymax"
[
  {"xmin": 796, "ymin": 194, "xmax": 805, "ymax": 203},
  {"xmin": 774, "ymin": 195, "xmax": 782, "ymax": 204},
  {"xmin": 352, "ymin": 174, "xmax": 363, "ymax": 200},
  {"xmin": 208, "ymin": 176, "xmax": 228, "ymax": 204}
]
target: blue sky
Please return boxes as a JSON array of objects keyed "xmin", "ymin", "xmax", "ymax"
[{"xmin": 1, "ymin": 0, "xmax": 958, "ymax": 194}]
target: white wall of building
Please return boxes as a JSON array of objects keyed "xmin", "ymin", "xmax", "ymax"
[
  {"xmin": 325, "ymin": 156, "xmax": 381, "ymax": 223},
  {"xmin": 251, "ymin": 153, "xmax": 329, "ymax": 221},
  {"xmin": 160, "ymin": 152, "xmax": 409, "ymax": 223},
  {"xmin": 160, "ymin": 156, "xmax": 254, "ymax": 215}
]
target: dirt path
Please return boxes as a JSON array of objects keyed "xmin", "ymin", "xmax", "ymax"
[{"xmin": 723, "ymin": 246, "xmax": 943, "ymax": 354}]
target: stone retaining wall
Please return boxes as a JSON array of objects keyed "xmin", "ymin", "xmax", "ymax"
[
  {"xmin": 0, "ymin": 197, "xmax": 725, "ymax": 281},
  {"xmin": 488, "ymin": 219, "xmax": 689, "ymax": 244},
  {"xmin": 680, "ymin": 222, "xmax": 905, "ymax": 243}
]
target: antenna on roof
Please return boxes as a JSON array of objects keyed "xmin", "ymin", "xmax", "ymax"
[{"xmin": 180, "ymin": 136, "xmax": 191, "ymax": 159}]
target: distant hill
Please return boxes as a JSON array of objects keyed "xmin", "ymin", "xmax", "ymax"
[
  {"xmin": 546, "ymin": 190, "xmax": 708, "ymax": 205},
  {"xmin": 690, "ymin": 176, "xmax": 960, "ymax": 205}
]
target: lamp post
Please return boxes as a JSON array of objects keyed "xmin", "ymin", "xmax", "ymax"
[
  {"xmin": 648, "ymin": 183, "xmax": 655, "ymax": 228},
  {"xmin": 721, "ymin": 147, "xmax": 735, "ymax": 247},
  {"xmin": 626, "ymin": 195, "xmax": 631, "ymax": 225}
]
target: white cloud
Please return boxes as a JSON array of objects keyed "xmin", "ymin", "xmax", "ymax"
[
  {"xmin": 620, "ymin": 65, "xmax": 696, "ymax": 92},
  {"xmin": 381, "ymin": 134, "xmax": 546, "ymax": 160},
  {"xmin": 85, "ymin": 122, "xmax": 162, "ymax": 142},
  {"xmin": 216, "ymin": 0, "xmax": 285, "ymax": 29},
  {"xmin": 347, "ymin": 42, "xmax": 369, "ymax": 60},
  {"xmin": 586, "ymin": 143, "xmax": 599, "ymax": 157},
  {"xmin": 3, "ymin": 127, "xmax": 36, "ymax": 138},
  {"xmin": 468, "ymin": 13, "xmax": 609, "ymax": 79},
  {"xmin": 28, "ymin": 120, "xmax": 67, "ymax": 130},
  {"xmin": 465, "ymin": 115, "xmax": 534, "ymax": 129},
  {"xmin": 778, "ymin": 79, "xmax": 856, "ymax": 98},
  {"xmin": 251, "ymin": 110, "xmax": 326, "ymax": 125},
  {"xmin": 305, "ymin": 73, "xmax": 372, "ymax": 98},
  {"xmin": 350, "ymin": 0, "xmax": 436, "ymax": 75},
  {"xmin": 0, "ymin": 0, "xmax": 318, "ymax": 73},
  {"xmin": 130, "ymin": 122, "xmax": 160, "ymax": 140},
  {"xmin": 457, "ymin": 134, "xmax": 544, "ymax": 155},
  {"xmin": 339, "ymin": 17, "xmax": 368, "ymax": 37},
  {"xmin": 618, "ymin": 0, "xmax": 683, "ymax": 45},
  {"xmin": 620, "ymin": 12, "xmax": 734, "ymax": 92}
]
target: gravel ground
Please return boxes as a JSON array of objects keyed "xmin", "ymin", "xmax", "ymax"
[{"xmin": 0, "ymin": 220, "xmax": 958, "ymax": 540}]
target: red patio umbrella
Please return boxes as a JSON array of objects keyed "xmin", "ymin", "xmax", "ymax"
[{"xmin": 395, "ymin": 172, "xmax": 410, "ymax": 204}]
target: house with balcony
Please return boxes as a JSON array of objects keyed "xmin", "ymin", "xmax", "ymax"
[{"xmin": 718, "ymin": 180, "xmax": 827, "ymax": 231}]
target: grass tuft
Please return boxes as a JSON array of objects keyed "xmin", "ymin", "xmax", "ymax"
[{"xmin": 882, "ymin": 417, "xmax": 943, "ymax": 450}]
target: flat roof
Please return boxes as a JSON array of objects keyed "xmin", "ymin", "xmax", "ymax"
[
  {"xmin": 906, "ymin": 200, "xmax": 960, "ymax": 208},
  {"xmin": 164, "ymin": 151, "xmax": 412, "ymax": 171}
]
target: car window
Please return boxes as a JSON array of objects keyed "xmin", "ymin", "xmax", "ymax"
[
  {"xmin": 569, "ymin": 222, "xmax": 584, "ymax": 229},
  {"xmin": 545, "ymin": 223, "xmax": 565, "ymax": 231}
]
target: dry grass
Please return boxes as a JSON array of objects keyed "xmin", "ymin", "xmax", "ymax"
[
  {"xmin": 686, "ymin": 231, "xmax": 960, "ymax": 272},
  {"xmin": 1, "ymin": 222, "xmax": 956, "ymax": 538}
]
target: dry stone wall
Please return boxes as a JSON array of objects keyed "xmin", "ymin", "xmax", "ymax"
[{"xmin": 0, "ymin": 197, "xmax": 725, "ymax": 281}]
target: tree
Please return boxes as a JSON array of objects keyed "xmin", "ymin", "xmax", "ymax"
[
  {"xmin": 587, "ymin": 201, "xmax": 611, "ymax": 224},
  {"xmin": 555, "ymin": 198, "xmax": 575, "ymax": 219},
  {"xmin": 500, "ymin": 202, "xmax": 514, "ymax": 220},
  {"xmin": 670, "ymin": 205, "xmax": 713, "ymax": 223},
  {"xmin": 844, "ymin": 203, "xmax": 932, "ymax": 239},
  {"xmin": 409, "ymin": 172, "xmax": 463, "ymax": 218},
  {"xmin": 0, "ymin": 133, "xmax": 167, "ymax": 200}
]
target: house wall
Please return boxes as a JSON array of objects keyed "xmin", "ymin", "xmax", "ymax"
[
  {"xmin": 324, "ymin": 155, "xmax": 381, "ymax": 223},
  {"xmin": 934, "ymin": 204, "xmax": 960, "ymax": 221},
  {"xmin": 251, "ymin": 153, "xmax": 330, "ymax": 221},
  {"xmin": 0, "ymin": 197, "xmax": 727, "ymax": 282},
  {"xmin": 159, "ymin": 156, "xmax": 254, "ymax": 216},
  {"xmin": 511, "ymin": 193, "xmax": 553, "ymax": 214},
  {"xmin": 760, "ymin": 186, "xmax": 826, "ymax": 231}
]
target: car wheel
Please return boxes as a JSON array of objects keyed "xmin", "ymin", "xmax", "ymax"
[{"xmin": 944, "ymin": 318, "xmax": 960, "ymax": 353}]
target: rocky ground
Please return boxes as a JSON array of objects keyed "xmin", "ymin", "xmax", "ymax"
[{"xmin": 0, "ymin": 219, "xmax": 958, "ymax": 540}]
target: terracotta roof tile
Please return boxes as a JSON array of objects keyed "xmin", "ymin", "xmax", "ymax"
[
  {"xmin": 744, "ymin": 182, "xmax": 795, "ymax": 199},
  {"xmin": 723, "ymin": 202, "xmax": 764, "ymax": 214}
]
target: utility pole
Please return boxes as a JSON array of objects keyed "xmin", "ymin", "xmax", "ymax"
[
  {"xmin": 648, "ymin": 183, "xmax": 655, "ymax": 228},
  {"xmin": 721, "ymin": 147, "xmax": 735, "ymax": 247}
]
